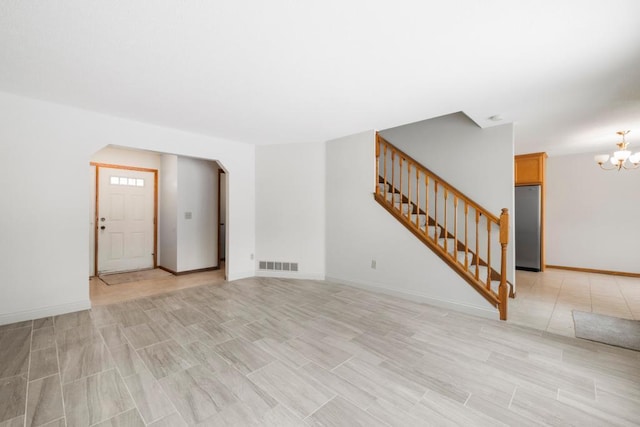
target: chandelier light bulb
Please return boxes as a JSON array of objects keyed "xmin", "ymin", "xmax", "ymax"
[
  {"xmin": 595, "ymin": 130, "xmax": 639, "ymax": 171},
  {"xmin": 594, "ymin": 154, "xmax": 609, "ymax": 164},
  {"xmin": 613, "ymin": 150, "xmax": 631, "ymax": 161}
]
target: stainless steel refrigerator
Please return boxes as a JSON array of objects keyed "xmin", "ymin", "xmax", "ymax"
[{"xmin": 515, "ymin": 185, "xmax": 541, "ymax": 271}]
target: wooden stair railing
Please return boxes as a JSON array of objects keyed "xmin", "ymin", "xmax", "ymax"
[{"xmin": 375, "ymin": 133, "xmax": 510, "ymax": 320}]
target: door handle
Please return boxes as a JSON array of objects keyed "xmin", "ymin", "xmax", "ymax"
[{"xmin": 100, "ymin": 226, "xmax": 106, "ymax": 230}]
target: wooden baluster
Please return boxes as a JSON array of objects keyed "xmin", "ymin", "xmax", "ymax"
[
  {"xmin": 443, "ymin": 188, "xmax": 448, "ymax": 253},
  {"xmin": 425, "ymin": 175, "xmax": 429, "ymax": 236},
  {"xmin": 475, "ymin": 210, "xmax": 480, "ymax": 280},
  {"xmin": 486, "ymin": 220, "xmax": 492, "ymax": 289},
  {"xmin": 415, "ymin": 168, "xmax": 420, "ymax": 227},
  {"xmin": 499, "ymin": 208, "xmax": 509, "ymax": 321},
  {"xmin": 453, "ymin": 196, "xmax": 458, "ymax": 260},
  {"xmin": 434, "ymin": 182, "xmax": 439, "ymax": 240},
  {"xmin": 391, "ymin": 151, "xmax": 395, "ymax": 205},
  {"xmin": 399, "ymin": 157, "xmax": 403, "ymax": 212},
  {"xmin": 464, "ymin": 202, "xmax": 469, "ymax": 271},
  {"xmin": 407, "ymin": 161, "xmax": 412, "ymax": 220},
  {"xmin": 383, "ymin": 144, "xmax": 388, "ymax": 201}
]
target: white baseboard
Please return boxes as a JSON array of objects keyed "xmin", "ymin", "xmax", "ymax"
[
  {"xmin": 256, "ymin": 271, "xmax": 325, "ymax": 280},
  {"xmin": 325, "ymin": 275, "xmax": 499, "ymax": 320},
  {"xmin": 0, "ymin": 299, "xmax": 92, "ymax": 326},
  {"xmin": 226, "ymin": 270, "xmax": 256, "ymax": 282}
]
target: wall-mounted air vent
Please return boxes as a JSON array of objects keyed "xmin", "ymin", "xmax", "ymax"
[{"xmin": 259, "ymin": 260, "xmax": 299, "ymax": 272}]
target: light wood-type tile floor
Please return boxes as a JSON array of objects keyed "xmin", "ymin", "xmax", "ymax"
[{"xmin": 0, "ymin": 272, "xmax": 638, "ymax": 426}]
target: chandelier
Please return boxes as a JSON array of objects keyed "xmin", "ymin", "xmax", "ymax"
[{"xmin": 594, "ymin": 131, "xmax": 640, "ymax": 171}]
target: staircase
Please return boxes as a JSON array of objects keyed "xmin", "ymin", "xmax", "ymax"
[{"xmin": 374, "ymin": 133, "xmax": 511, "ymax": 320}]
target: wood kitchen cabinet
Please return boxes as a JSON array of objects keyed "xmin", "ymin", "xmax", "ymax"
[{"xmin": 515, "ymin": 152, "xmax": 546, "ymax": 185}]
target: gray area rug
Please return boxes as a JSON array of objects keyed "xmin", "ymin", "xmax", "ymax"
[
  {"xmin": 100, "ymin": 268, "xmax": 173, "ymax": 285},
  {"xmin": 573, "ymin": 310, "xmax": 640, "ymax": 352}
]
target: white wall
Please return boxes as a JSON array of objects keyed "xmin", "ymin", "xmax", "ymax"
[
  {"xmin": 0, "ymin": 91, "xmax": 255, "ymax": 325},
  {"xmin": 255, "ymin": 142, "xmax": 326, "ymax": 279},
  {"xmin": 91, "ymin": 145, "xmax": 162, "ymax": 169},
  {"xmin": 159, "ymin": 154, "xmax": 178, "ymax": 272},
  {"xmin": 176, "ymin": 157, "xmax": 218, "ymax": 272},
  {"xmin": 379, "ymin": 112, "xmax": 515, "ymax": 285},
  {"xmin": 326, "ymin": 130, "xmax": 498, "ymax": 319},
  {"xmin": 546, "ymin": 152, "xmax": 640, "ymax": 273}
]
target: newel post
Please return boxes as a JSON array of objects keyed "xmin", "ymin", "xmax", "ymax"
[{"xmin": 498, "ymin": 208, "xmax": 509, "ymax": 320}]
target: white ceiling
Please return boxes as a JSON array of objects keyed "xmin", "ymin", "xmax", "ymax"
[{"xmin": 1, "ymin": 0, "xmax": 640, "ymax": 156}]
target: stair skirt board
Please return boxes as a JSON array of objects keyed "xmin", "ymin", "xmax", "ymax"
[
  {"xmin": 375, "ymin": 192, "xmax": 504, "ymax": 307},
  {"xmin": 326, "ymin": 276, "xmax": 500, "ymax": 321}
]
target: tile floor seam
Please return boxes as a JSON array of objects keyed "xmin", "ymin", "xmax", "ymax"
[
  {"xmin": 87, "ymin": 406, "xmax": 138, "ymax": 427},
  {"xmin": 616, "ymin": 279, "xmax": 636, "ymax": 320},
  {"xmin": 53, "ymin": 323, "xmax": 68, "ymax": 427},
  {"xmin": 507, "ymin": 386, "xmax": 517, "ymax": 409},
  {"xmin": 327, "ymin": 355, "xmax": 355, "ymax": 373},
  {"xmin": 119, "ymin": 322, "xmax": 146, "ymax": 352},
  {"xmin": 233, "ymin": 364, "xmax": 308, "ymax": 424},
  {"xmin": 463, "ymin": 392, "xmax": 472, "ymax": 406},
  {"xmin": 60, "ymin": 362, "xmax": 119, "ymax": 387},
  {"xmin": 130, "ymin": 338, "xmax": 175, "ymax": 353},
  {"xmin": 301, "ymin": 395, "xmax": 337, "ymax": 422},
  {"xmin": 23, "ymin": 323, "xmax": 34, "ymax": 425},
  {"xmin": 100, "ymin": 325, "xmax": 177, "ymax": 427},
  {"xmin": 45, "ymin": 416, "xmax": 65, "ymax": 426},
  {"xmin": 244, "ymin": 359, "xmax": 276, "ymax": 378},
  {"xmin": 62, "ymin": 367, "xmax": 119, "ymax": 387},
  {"xmin": 543, "ymin": 282, "xmax": 559, "ymax": 332},
  {"xmin": 141, "ymin": 378, "xmax": 184, "ymax": 425}
]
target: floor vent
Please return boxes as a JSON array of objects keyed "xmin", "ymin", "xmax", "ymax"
[{"xmin": 259, "ymin": 261, "xmax": 298, "ymax": 272}]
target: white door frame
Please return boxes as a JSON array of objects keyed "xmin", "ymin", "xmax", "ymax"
[{"xmin": 92, "ymin": 162, "xmax": 158, "ymax": 275}]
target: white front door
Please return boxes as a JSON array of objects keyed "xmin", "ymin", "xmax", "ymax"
[{"xmin": 97, "ymin": 167, "xmax": 156, "ymax": 274}]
